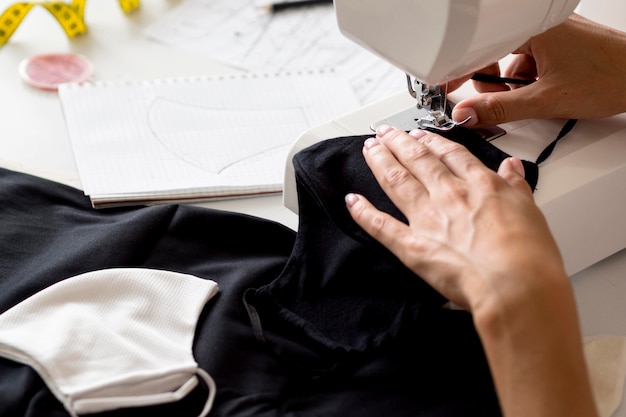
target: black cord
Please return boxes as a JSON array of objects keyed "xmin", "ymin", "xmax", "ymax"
[
  {"xmin": 535, "ymin": 118, "xmax": 578, "ymax": 165},
  {"xmin": 471, "ymin": 73, "xmax": 535, "ymax": 85}
]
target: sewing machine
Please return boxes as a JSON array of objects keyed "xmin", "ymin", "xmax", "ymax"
[
  {"xmin": 283, "ymin": 0, "xmax": 626, "ymax": 276},
  {"xmin": 334, "ymin": 0, "xmax": 581, "ymax": 131}
]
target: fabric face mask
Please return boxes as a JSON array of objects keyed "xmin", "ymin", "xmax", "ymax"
[{"xmin": 0, "ymin": 268, "xmax": 218, "ymax": 417}]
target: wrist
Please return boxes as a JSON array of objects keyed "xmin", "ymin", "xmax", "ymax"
[
  {"xmin": 470, "ymin": 264, "xmax": 570, "ymax": 333},
  {"xmin": 470, "ymin": 268, "xmax": 598, "ymax": 417}
]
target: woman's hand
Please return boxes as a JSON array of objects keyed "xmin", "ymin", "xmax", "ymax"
[
  {"xmin": 448, "ymin": 14, "xmax": 626, "ymax": 127},
  {"xmin": 345, "ymin": 125, "xmax": 564, "ymax": 312},
  {"xmin": 345, "ymin": 125, "xmax": 598, "ymax": 417}
]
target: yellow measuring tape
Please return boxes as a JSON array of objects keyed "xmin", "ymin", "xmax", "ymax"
[{"xmin": 0, "ymin": 0, "xmax": 141, "ymax": 46}]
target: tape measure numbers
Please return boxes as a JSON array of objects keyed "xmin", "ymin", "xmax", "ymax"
[{"xmin": 0, "ymin": 0, "xmax": 141, "ymax": 47}]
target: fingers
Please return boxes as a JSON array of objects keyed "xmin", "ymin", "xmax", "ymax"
[
  {"xmin": 497, "ymin": 157, "xmax": 533, "ymax": 196},
  {"xmin": 471, "ymin": 63, "xmax": 511, "ymax": 93},
  {"xmin": 367, "ymin": 126, "xmax": 478, "ymax": 200},
  {"xmin": 356, "ymin": 129, "xmax": 432, "ymax": 215},
  {"xmin": 444, "ymin": 73, "xmax": 473, "ymax": 93},
  {"xmin": 451, "ymin": 55, "xmax": 541, "ymax": 126},
  {"xmin": 451, "ymin": 82, "xmax": 544, "ymax": 127},
  {"xmin": 401, "ymin": 129, "xmax": 486, "ymax": 183},
  {"xmin": 348, "ymin": 126, "xmax": 532, "ymax": 223},
  {"xmin": 503, "ymin": 54, "xmax": 538, "ymax": 88},
  {"xmin": 446, "ymin": 61, "xmax": 511, "ymax": 94},
  {"xmin": 345, "ymin": 192, "xmax": 414, "ymax": 257},
  {"xmin": 351, "ymin": 126, "xmax": 493, "ymax": 226}
]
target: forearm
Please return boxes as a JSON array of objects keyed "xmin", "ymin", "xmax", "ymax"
[{"xmin": 473, "ymin": 271, "xmax": 599, "ymax": 417}]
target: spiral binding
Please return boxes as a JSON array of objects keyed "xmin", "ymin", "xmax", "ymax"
[{"xmin": 0, "ymin": 0, "xmax": 141, "ymax": 46}]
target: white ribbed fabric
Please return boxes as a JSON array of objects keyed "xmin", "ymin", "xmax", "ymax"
[{"xmin": 0, "ymin": 268, "xmax": 218, "ymax": 416}]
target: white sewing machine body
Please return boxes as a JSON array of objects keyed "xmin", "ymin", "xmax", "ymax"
[
  {"xmin": 283, "ymin": 0, "xmax": 626, "ymax": 277},
  {"xmin": 333, "ymin": 0, "xmax": 580, "ymax": 85}
]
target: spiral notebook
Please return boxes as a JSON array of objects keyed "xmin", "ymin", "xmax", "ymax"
[{"xmin": 58, "ymin": 71, "xmax": 360, "ymax": 208}]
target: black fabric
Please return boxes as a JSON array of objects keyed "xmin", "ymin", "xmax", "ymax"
[
  {"xmin": 0, "ymin": 166, "xmax": 500, "ymax": 417},
  {"xmin": 241, "ymin": 127, "xmax": 539, "ymax": 416},
  {"xmin": 245, "ymin": 127, "xmax": 538, "ymax": 353},
  {"xmin": 0, "ymin": 168, "xmax": 295, "ymax": 417},
  {"xmin": 0, "ymin": 126, "xmax": 526, "ymax": 417}
]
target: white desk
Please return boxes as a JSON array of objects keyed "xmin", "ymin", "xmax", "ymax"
[
  {"xmin": 0, "ymin": 0, "xmax": 300, "ymax": 229},
  {"xmin": 1, "ymin": 1, "xmax": 625, "ymax": 415}
]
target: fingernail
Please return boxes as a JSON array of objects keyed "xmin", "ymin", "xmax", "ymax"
[
  {"xmin": 452, "ymin": 108, "xmax": 478, "ymax": 127},
  {"xmin": 364, "ymin": 137, "xmax": 379, "ymax": 150},
  {"xmin": 345, "ymin": 193, "xmax": 359, "ymax": 207},
  {"xmin": 376, "ymin": 124, "xmax": 392, "ymax": 136},
  {"xmin": 408, "ymin": 129, "xmax": 427, "ymax": 138},
  {"xmin": 509, "ymin": 157, "xmax": 525, "ymax": 177}
]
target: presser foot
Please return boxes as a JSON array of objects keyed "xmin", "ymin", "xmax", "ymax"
[
  {"xmin": 370, "ymin": 106, "xmax": 506, "ymax": 141},
  {"xmin": 416, "ymin": 114, "xmax": 472, "ymax": 132}
]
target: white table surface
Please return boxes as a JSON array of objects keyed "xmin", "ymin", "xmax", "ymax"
[
  {"xmin": 1, "ymin": 1, "xmax": 625, "ymax": 415},
  {"xmin": 0, "ymin": 0, "xmax": 300, "ymax": 229}
]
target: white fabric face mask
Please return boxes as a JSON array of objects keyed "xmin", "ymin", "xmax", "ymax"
[{"xmin": 0, "ymin": 268, "xmax": 219, "ymax": 417}]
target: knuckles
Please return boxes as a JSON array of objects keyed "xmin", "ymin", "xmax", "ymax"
[
  {"xmin": 483, "ymin": 95, "xmax": 510, "ymax": 124},
  {"xmin": 368, "ymin": 212, "xmax": 389, "ymax": 236},
  {"xmin": 381, "ymin": 166, "xmax": 412, "ymax": 188}
]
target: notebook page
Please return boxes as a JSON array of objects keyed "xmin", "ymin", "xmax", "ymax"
[{"xmin": 58, "ymin": 71, "xmax": 360, "ymax": 202}]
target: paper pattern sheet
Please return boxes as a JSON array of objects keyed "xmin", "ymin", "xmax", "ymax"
[
  {"xmin": 58, "ymin": 71, "xmax": 360, "ymax": 207},
  {"xmin": 144, "ymin": 0, "xmax": 406, "ymax": 105}
]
